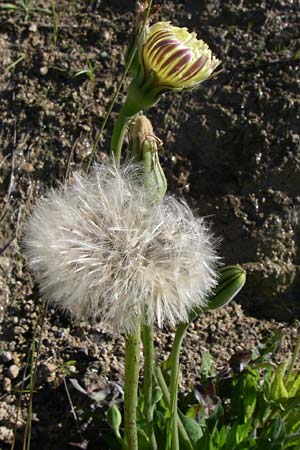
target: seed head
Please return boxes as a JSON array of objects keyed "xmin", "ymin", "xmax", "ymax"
[{"xmin": 24, "ymin": 162, "xmax": 219, "ymax": 335}]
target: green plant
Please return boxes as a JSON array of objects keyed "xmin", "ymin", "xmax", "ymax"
[
  {"xmin": 73, "ymin": 56, "xmax": 97, "ymax": 88},
  {"xmin": 21, "ymin": 3, "xmax": 298, "ymax": 450},
  {"xmin": 51, "ymin": 0, "xmax": 59, "ymax": 46},
  {"xmin": 0, "ymin": 0, "xmax": 51, "ymax": 22},
  {"xmin": 102, "ymin": 332, "xmax": 300, "ymax": 450}
]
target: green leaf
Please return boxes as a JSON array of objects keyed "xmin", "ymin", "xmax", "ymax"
[
  {"xmin": 186, "ymin": 405, "xmax": 200, "ymax": 420},
  {"xmin": 286, "ymin": 371, "xmax": 300, "ymax": 397},
  {"xmin": 255, "ymin": 330, "xmax": 282, "ymax": 363},
  {"xmin": 270, "ymin": 371, "xmax": 289, "ymax": 402},
  {"xmin": 153, "ymin": 385, "xmax": 163, "ymax": 404},
  {"xmin": 235, "ymin": 422, "xmax": 251, "ymax": 444},
  {"xmin": 200, "ymin": 351, "xmax": 216, "ymax": 378},
  {"xmin": 268, "ymin": 416, "xmax": 286, "ymax": 445},
  {"xmin": 179, "ymin": 413, "xmax": 203, "ymax": 446},
  {"xmin": 242, "ymin": 372, "xmax": 258, "ymax": 421},
  {"xmin": 0, "ymin": 4, "xmax": 18, "ymax": 10},
  {"xmin": 137, "ymin": 428, "xmax": 151, "ymax": 450},
  {"xmin": 107, "ymin": 404, "xmax": 122, "ymax": 439},
  {"xmin": 223, "ymin": 423, "xmax": 252, "ymax": 449},
  {"xmin": 285, "ymin": 410, "xmax": 300, "ymax": 435}
]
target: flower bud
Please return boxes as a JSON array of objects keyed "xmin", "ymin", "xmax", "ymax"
[
  {"xmin": 141, "ymin": 21, "xmax": 221, "ymax": 90},
  {"xmin": 129, "ymin": 116, "xmax": 167, "ymax": 203},
  {"xmin": 122, "ymin": 22, "xmax": 221, "ymax": 117}
]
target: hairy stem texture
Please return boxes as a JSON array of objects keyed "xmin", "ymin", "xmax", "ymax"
[
  {"xmin": 142, "ymin": 324, "xmax": 157, "ymax": 450},
  {"xmin": 124, "ymin": 328, "xmax": 141, "ymax": 450}
]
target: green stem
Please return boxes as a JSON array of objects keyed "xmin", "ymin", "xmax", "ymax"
[
  {"xmin": 85, "ymin": 0, "xmax": 153, "ymax": 172},
  {"xmin": 168, "ymin": 323, "xmax": 187, "ymax": 450},
  {"xmin": 155, "ymin": 366, "xmax": 193, "ymax": 450},
  {"xmin": 110, "ymin": 107, "xmax": 129, "ymax": 166},
  {"xmin": 142, "ymin": 324, "xmax": 157, "ymax": 450},
  {"xmin": 124, "ymin": 328, "xmax": 141, "ymax": 450}
]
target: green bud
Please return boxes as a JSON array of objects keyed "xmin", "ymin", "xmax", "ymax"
[
  {"xmin": 129, "ymin": 115, "xmax": 167, "ymax": 203},
  {"xmin": 107, "ymin": 403, "xmax": 122, "ymax": 439},
  {"xmin": 207, "ymin": 265, "xmax": 246, "ymax": 310}
]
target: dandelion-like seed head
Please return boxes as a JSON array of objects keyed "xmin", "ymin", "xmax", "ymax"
[
  {"xmin": 140, "ymin": 21, "xmax": 221, "ymax": 90},
  {"xmin": 24, "ymin": 162, "xmax": 219, "ymax": 335}
]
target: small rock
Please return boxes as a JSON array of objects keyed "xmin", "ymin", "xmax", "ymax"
[
  {"xmin": 0, "ymin": 426, "xmax": 14, "ymax": 444},
  {"xmin": 0, "ymin": 257, "xmax": 11, "ymax": 272},
  {"xmin": 40, "ymin": 66, "xmax": 48, "ymax": 75},
  {"xmin": 7, "ymin": 364, "xmax": 19, "ymax": 379},
  {"xmin": 1, "ymin": 351, "xmax": 12, "ymax": 363},
  {"xmin": 3, "ymin": 377, "xmax": 11, "ymax": 393},
  {"xmin": 14, "ymin": 326, "xmax": 26, "ymax": 335},
  {"xmin": 68, "ymin": 365, "xmax": 76, "ymax": 374},
  {"xmin": 40, "ymin": 362, "xmax": 57, "ymax": 383},
  {"xmin": 0, "ymin": 405, "xmax": 7, "ymax": 421},
  {"xmin": 29, "ymin": 23, "xmax": 37, "ymax": 32},
  {"xmin": 100, "ymin": 29, "xmax": 111, "ymax": 41}
]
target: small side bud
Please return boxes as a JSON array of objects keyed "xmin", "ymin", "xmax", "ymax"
[
  {"xmin": 129, "ymin": 116, "xmax": 167, "ymax": 203},
  {"xmin": 207, "ymin": 265, "xmax": 246, "ymax": 310}
]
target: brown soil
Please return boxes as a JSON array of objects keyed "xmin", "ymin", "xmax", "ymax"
[{"xmin": 0, "ymin": 1, "xmax": 299, "ymax": 449}]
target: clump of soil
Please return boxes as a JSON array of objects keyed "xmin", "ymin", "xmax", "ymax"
[{"xmin": 0, "ymin": 1, "xmax": 299, "ymax": 449}]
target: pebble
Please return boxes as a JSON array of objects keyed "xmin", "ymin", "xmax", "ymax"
[
  {"xmin": 0, "ymin": 426, "xmax": 14, "ymax": 444},
  {"xmin": 40, "ymin": 66, "xmax": 48, "ymax": 75},
  {"xmin": 7, "ymin": 364, "xmax": 19, "ymax": 379},
  {"xmin": 1, "ymin": 351, "xmax": 12, "ymax": 363},
  {"xmin": 29, "ymin": 23, "xmax": 37, "ymax": 32},
  {"xmin": 0, "ymin": 257, "xmax": 11, "ymax": 272},
  {"xmin": 14, "ymin": 326, "xmax": 26, "ymax": 335},
  {"xmin": 3, "ymin": 378, "xmax": 11, "ymax": 393},
  {"xmin": 40, "ymin": 362, "xmax": 57, "ymax": 383},
  {"xmin": 68, "ymin": 365, "xmax": 76, "ymax": 374},
  {"xmin": 100, "ymin": 29, "xmax": 111, "ymax": 41}
]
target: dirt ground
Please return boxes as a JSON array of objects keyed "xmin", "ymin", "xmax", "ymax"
[{"xmin": 0, "ymin": 0, "xmax": 299, "ymax": 449}]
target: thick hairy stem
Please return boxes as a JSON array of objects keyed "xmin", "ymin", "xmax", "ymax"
[
  {"xmin": 142, "ymin": 324, "xmax": 157, "ymax": 450},
  {"xmin": 124, "ymin": 328, "xmax": 141, "ymax": 450}
]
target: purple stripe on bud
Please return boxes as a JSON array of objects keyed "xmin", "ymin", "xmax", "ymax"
[
  {"xmin": 166, "ymin": 52, "xmax": 193, "ymax": 78},
  {"xmin": 149, "ymin": 38, "xmax": 179, "ymax": 56},
  {"xmin": 159, "ymin": 48, "xmax": 192, "ymax": 73},
  {"xmin": 145, "ymin": 30, "xmax": 173, "ymax": 52},
  {"xmin": 180, "ymin": 55, "xmax": 207, "ymax": 81},
  {"xmin": 151, "ymin": 43, "xmax": 179, "ymax": 65}
]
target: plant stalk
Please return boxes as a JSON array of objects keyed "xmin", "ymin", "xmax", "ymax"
[
  {"xmin": 155, "ymin": 366, "xmax": 193, "ymax": 450},
  {"xmin": 86, "ymin": 0, "xmax": 153, "ymax": 172},
  {"xmin": 110, "ymin": 107, "xmax": 129, "ymax": 166},
  {"xmin": 168, "ymin": 323, "xmax": 188, "ymax": 450},
  {"xmin": 142, "ymin": 324, "xmax": 157, "ymax": 450},
  {"xmin": 124, "ymin": 327, "xmax": 141, "ymax": 450}
]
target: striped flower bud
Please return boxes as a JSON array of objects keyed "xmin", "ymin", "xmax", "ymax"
[
  {"xmin": 122, "ymin": 22, "xmax": 221, "ymax": 117},
  {"xmin": 141, "ymin": 22, "xmax": 221, "ymax": 89}
]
